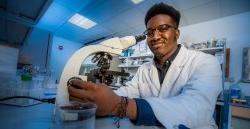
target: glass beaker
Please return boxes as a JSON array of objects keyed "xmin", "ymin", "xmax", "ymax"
[{"xmin": 52, "ymin": 102, "xmax": 97, "ymax": 129}]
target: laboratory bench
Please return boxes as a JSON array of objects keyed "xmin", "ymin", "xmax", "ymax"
[
  {"xmin": 230, "ymin": 103, "xmax": 250, "ymax": 120},
  {"xmin": 0, "ymin": 103, "xmax": 159, "ymax": 129},
  {"xmin": 1, "ymin": 95, "xmax": 248, "ymax": 129},
  {"xmin": 215, "ymin": 96, "xmax": 250, "ymax": 129}
]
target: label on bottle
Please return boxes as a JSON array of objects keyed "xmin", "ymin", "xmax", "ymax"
[{"xmin": 230, "ymin": 88, "xmax": 241, "ymax": 99}]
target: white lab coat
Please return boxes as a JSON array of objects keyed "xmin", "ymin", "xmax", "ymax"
[{"xmin": 114, "ymin": 44, "xmax": 222, "ymax": 129}]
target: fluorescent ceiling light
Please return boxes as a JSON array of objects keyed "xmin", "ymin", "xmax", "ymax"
[
  {"xmin": 68, "ymin": 13, "xmax": 97, "ymax": 29},
  {"xmin": 131, "ymin": 0, "xmax": 144, "ymax": 4}
]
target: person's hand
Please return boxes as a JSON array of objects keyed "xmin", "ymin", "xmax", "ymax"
[{"xmin": 68, "ymin": 80, "xmax": 121, "ymax": 116}]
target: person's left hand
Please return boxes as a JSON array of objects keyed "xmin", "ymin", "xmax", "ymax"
[{"xmin": 68, "ymin": 80, "xmax": 121, "ymax": 116}]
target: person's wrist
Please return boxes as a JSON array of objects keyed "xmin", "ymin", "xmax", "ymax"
[
  {"xmin": 127, "ymin": 99, "xmax": 137, "ymax": 120},
  {"xmin": 110, "ymin": 96, "xmax": 121, "ymax": 116}
]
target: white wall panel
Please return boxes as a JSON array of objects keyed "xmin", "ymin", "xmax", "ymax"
[{"xmin": 0, "ymin": 45, "xmax": 19, "ymax": 77}]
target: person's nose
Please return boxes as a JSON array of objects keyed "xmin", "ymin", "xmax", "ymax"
[{"xmin": 151, "ymin": 29, "xmax": 161, "ymax": 40}]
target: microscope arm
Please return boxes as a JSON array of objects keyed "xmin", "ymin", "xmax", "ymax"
[{"xmin": 56, "ymin": 36, "xmax": 139, "ymax": 104}]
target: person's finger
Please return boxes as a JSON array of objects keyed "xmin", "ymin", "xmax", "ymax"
[
  {"xmin": 68, "ymin": 86, "xmax": 94, "ymax": 101},
  {"xmin": 69, "ymin": 95, "xmax": 89, "ymax": 103},
  {"xmin": 71, "ymin": 80, "xmax": 96, "ymax": 90}
]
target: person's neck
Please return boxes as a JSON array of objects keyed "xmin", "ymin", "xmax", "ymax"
[{"xmin": 156, "ymin": 45, "xmax": 177, "ymax": 67}]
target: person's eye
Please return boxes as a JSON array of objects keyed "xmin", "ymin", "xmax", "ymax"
[
  {"xmin": 158, "ymin": 25, "xmax": 169, "ymax": 32},
  {"xmin": 147, "ymin": 30, "xmax": 154, "ymax": 35}
]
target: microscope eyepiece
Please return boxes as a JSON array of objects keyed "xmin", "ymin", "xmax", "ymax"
[{"xmin": 135, "ymin": 34, "xmax": 146, "ymax": 43}]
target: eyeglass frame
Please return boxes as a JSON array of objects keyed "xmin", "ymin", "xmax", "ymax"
[{"xmin": 143, "ymin": 24, "xmax": 177, "ymax": 38}]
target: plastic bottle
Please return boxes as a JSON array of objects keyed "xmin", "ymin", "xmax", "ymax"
[{"xmin": 230, "ymin": 81, "xmax": 241, "ymax": 99}]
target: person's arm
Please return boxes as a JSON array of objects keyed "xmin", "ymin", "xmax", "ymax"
[
  {"xmin": 68, "ymin": 81, "xmax": 121, "ymax": 116},
  {"xmin": 114, "ymin": 66, "xmax": 162, "ymax": 125},
  {"xmin": 68, "ymin": 78, "xmax": 161, "ymax": 126},
  {"xmin": 111, "ymin": 97, "xmax": 161, "ymax": 126},
  {"xmin": 145, "ymin": 55, "xmax": 222, "ymax": 129},
  {"xmin": 131, "ymin": 99, "xmax": 161, "ymax": 126}
]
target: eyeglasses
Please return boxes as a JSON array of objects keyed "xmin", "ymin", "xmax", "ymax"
[{"xmin": 143, "ymin": 24, "xmax": 177, "ymax": 38}]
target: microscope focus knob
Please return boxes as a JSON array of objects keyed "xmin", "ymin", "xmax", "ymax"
[{"xmin": 67, "ymin": 77, "xmax": 83, "ymax": 88}]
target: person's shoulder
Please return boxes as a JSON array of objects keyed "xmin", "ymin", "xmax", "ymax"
[
  {"xmin": 189, "ymin": 50, "xmax": 219, "ymax": 65},
  {"xmin": 198, "ymin": 51, "xmax": 217, "ymax": 61},
  {"xmin": 182, "ymin": 45, "xmax": 216, "ymax": 60},
  {"xmin": 179, "ymin": 45, "xmax": 211, "ymax": 61}
]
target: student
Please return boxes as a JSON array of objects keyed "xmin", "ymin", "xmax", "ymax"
[{"xmin": 68, "ymin": 3, "xmax": 222, "ymax": 129}]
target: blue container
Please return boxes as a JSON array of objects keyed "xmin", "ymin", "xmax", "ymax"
[{"xmin": 230, "ymin": 83, "xmax": 241, "ymax": 99}]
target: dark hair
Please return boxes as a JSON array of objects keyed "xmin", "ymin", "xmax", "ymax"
[{"xmin": 144, "ymin": 2, "xmax": 181, "ymax": 27}]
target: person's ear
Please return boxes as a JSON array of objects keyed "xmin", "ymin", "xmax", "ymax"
[{"xmin": 175, "ymin": 29, "xmax": 180, "ymax": 40}]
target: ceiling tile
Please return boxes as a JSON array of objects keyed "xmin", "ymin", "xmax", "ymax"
[
  {"xmin": 6, "ymin": 0, "xmax": 40, "ymax": 17},
  {"xmin": 115, "ymin": 7, "xmax": 145, "ymax": 28},
  {"xmin": 0, "ymin": 19, "xmax": 7, "ymax": 41},
  {"xmin": 101, "ymin": 17, "xmax": 132, "ymax": 34},
  {"xmin": 119, "ymin": 24, "xmax": 146, "ymax": 36},
  {"xmin": 55, "ymin": 0, "xmax": 93, "ymax": 12},
  {"xmin": 7, "ymin": 21, "xmax": 29, "ymax": 44},
  {"xmin": 182, "ymin": 0, "xmax": 220, "ymax": 25},
  {"xmin": 136, "ymin": 0, "xmax": 176, "ymax": 14},
  {"xmin": 18, "ymin": 0, "xmax": 46, "ymax": 20},
  {"xmin": 37, "ymin": 2, "xmax": 75, "ymax": 32},
  {"xmin": 173, "ymin": 0, "xmax": 215, "ymax": 11},
  {"xmin": 79, "ymin": 0, "xmax": 134, "ymax": 23},
  {"xmin": 220, "ymin": 0, "xmax": 250, "ymax": 17},
  {"xmin": 179, "ymin": 14, "xmax": 189, "ymax": 27},
  {"xmin": 55, "ymin": 24, "xmax": 112, "ymax": 43},
  {"xmin": 0, "ymin": 0, "xmax": 6, "ymax": 9},
  {"xmin": 88, "ymin": 25, "xmax": 111, "ymax": 36},
  {"xmin": 54, "ymin": 22, "xmax": 96, "ymax": 43},
  {"xmin": 6, "ymin": 0, "xmax": 19, "ymax": 13},
  {"xmin": 77, "ymin": 0, "xmax": 105, "ymax": 13},
  {"xmin": 134, "ymin": 24, "xmax": 147, "ymax": 34},
  {"xmin": 55, "ymin": 22, "xmax": 86, "ymax": 36}
]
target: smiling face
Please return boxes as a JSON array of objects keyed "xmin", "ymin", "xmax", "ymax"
[{"xmin": 146, "ymin": 14, "xmax": 180, "ymax": 61}]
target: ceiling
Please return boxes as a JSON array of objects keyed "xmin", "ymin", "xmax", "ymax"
[
  {"xmin": 1, "ymin": 0, "xmax": 250, "ymax": 46},
  {"xmin": 0, "ymin": 0, "xmax": 51, "ymax": 47}
]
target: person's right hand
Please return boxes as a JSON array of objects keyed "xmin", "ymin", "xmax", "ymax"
[{"xmin": 68, "ymin": 80, "xmax": 121, "ymax": 116}]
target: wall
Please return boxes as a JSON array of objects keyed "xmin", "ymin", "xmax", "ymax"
[
  {"xmin": 0, "ymin": 45, "xmax": 19, "ymax": 77},
  {"xmin": 18, "ymin": 28, "xmax": 50, "ymax": 71},
  {"xmin": 178, "ymin": 11, "xmax": 250, "ymax": 95},
  {"xmin": 49, "ymin": 36, "xmax": 82, "ymax": 82}
]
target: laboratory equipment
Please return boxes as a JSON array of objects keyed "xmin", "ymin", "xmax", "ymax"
[
  {"xmin": 230, "ymin": 81, "xmax": 241, "ymax": 99},
  {"xmin": 56, "ymin": 35, "xmax": 146, "ymax": 105},
  {"xmin": 52, "ymin": 102, "xmax": 97, "ymax": 129}
]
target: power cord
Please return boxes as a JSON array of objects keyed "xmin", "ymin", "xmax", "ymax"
[{"xmin": 0, "ymin": 96, "xmax": 56, "ymax": 107}]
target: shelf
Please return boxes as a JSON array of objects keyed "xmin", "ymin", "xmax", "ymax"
[
  {"xmin": 197, "ymin": 47, "xmax": 224, "ymax": 53},
  {"xmin": 119, "ymin": 54, "xmax": 153, "ymax": 59},
  {"xmin": 118, "ymin": 56, "xmax": 128, "ymax": 59},
  {"xmin": 118, "ymin": 64, "xmax": 142, "ymax": 68},
  {"xmin": 130, "ymin": 54, "xmax": 153, "ymax": 58},
  {"xmin": 81, "ymin": 63, "xmax": 96, "ymax": 67}
]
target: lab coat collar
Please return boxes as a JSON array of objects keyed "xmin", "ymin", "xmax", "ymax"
[
  {"xmin": 153, "ymin": 44, "xmax": 181, "ymax": 69},
  {"xmin": 159, "ymin": 44, "xmax": 191, "ymax": 97},
  {"xmin": 147, "ymin": 44, "xmax": 190, "ymax": 97}
]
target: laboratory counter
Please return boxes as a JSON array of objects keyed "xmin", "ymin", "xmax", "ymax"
[{"xmin": 0, "ymin": 103, "xmax": 160, "ymax": 129}]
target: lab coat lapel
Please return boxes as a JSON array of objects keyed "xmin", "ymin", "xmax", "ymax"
[
  {"xmin": 149, "ymin": 63, "xmax": 161, "ymax": 95},
  {"xmin": 159, "ymin": 45, "xmax": 187, "ymax": 97}
]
